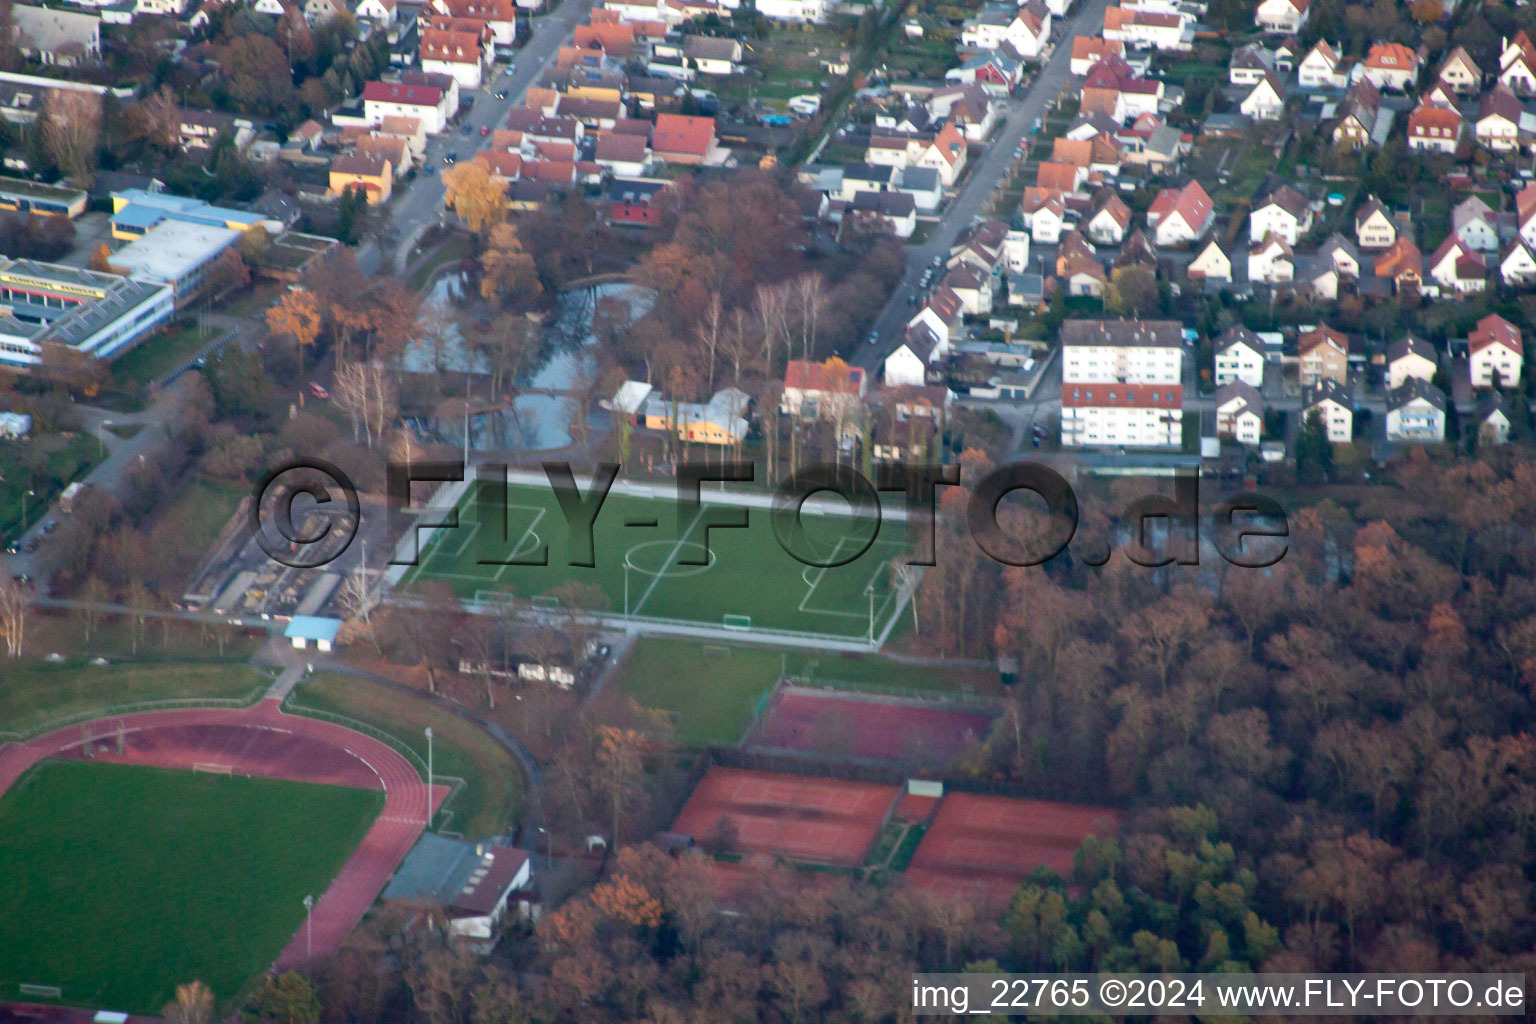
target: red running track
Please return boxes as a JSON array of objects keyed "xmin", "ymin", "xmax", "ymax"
[{"xmin": 0, "ymin": 699, "xmax": 446, "ymax": 970}]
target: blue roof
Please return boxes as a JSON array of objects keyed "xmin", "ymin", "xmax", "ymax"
[
  {"xmin": 113, "ymin": 189, "xmax": 268, "ymax": 229},
  {"xmin": 284, "ymin": 615, "xmax": 342, "ymax": 642},
  {"xmin": 381, "ymin": 833, "xmax": 480, "ymax": 904},
  {"xmin": 110, "ymin": 205, "xmax": 168, "ymax": 229}
]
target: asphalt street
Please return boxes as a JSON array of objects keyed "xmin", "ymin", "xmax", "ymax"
[{"xmin": 851, "ymin": 0, "xmax": 1112, "ymax": 375}]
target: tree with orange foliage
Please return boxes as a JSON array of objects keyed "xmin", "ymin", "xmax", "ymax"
[
  {"xmin": 590, "ymin": 874, "xmax": 663, "ymax": 929},
  {"xmin": 266, "ymin": 288, "xmax": 323, "ymax": 376}
]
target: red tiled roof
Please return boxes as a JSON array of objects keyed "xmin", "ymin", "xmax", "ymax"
[
  {"xmin": 1061, "ymin": 382, "xmax": 1183, "ymax": 407},
  {"xmin": 363, "ymin": 81, "xmax": 443, "ymax": 106},
  {"xmin": 1470, "ymin": 313, "xmax": 1522, "ymax": 355},
  {"xmin": 784, "ymin": 359, "xmax": 866, "ymax": 392},
  {"xmin": 420, "ymin": 29, "xmax": 484, "ymax": 64},
  {"xmin": 651, "ymin": 113, "xmax": 715, "ymax": 156}
]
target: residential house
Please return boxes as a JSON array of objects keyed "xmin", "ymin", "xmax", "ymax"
[
  {"xmin": 1502, "ymin": 237, "xmax": 1536, "ymax": 286},
  {"xmin": 960, "ymin": 1, "xmax": 1050, "ymax": 59},
  {"xmin": 594, "ymin": 132, "xmax": 650, "ymax": 176},
  {"xmin": 1500, "ymin": 31, "xmax": 1536, "ymax": 94},
  {"xmin": 1297, "ymin": 40, "xmax": 1346, "ymax": 89},
  {"xmin": 1298, "ymin": 325, "xmax": 1348, "ymax": 385},
  {"xmin": 1086, "ymin": 194, "xmax": 1132, "ymax": 245},
  {"xmin": 1354, "ymin": 196, "xmax": 1396, "ymax": 249},
  {"xmin": 1101, "ymin": 6, "xmax": 1190, "ymax": 52},
  {"xmin": 1059, "ymin": 319, "xmax": 1184, "ymax": 449},
  {"xmin": 946, "ymin": 48, "xmax": 1022, "ymax": 95},
  {"xmin": 943, "ymin": 261, "xmax": 996, "ymax": 312},
  {"xmin": 894, "ymin": 165, "xmax": 943, "ymax": 212},
  {"xmin": 1248, "ymin": 233, "xmax": 1295, "ymax": 284},
  {"xmin": 1250, "ymin": 185, "xmax": 1312, "ymax": 245},
  {"xmin": 1359, "ymin": 42, "xmax": 1421, "ymax": 91},
  {"xmin": 684, "ymin": 35, "xmax": 743, "ymax": 75},
  {"xmin": 1302, "ymin": 378, "xmax": 1353, "ymax": 442},
  {"xmin": 1036, "ymin": 160, "xmax": 1084, "ymax": 195},
  {"xmin": 1406, "ymin": 97, "xmax": 1463, "ymax": 153},
  {"xmin": 1229, "ymin": 44, "xmax": 1274, "ymax": 86},
  {"xmin": 644, "ymin": 387, "xmax": 751, "ymax": 444},
  {"xmin": 929, "ymin": 84, "xmax": 996, "ymax": 141},
  {"xmin": 838, "ymin": 162, "xmax": 894, "ymax": 201},
  {"xmin": 364, "ymin": 80, "xmax": 452, "ymax": 134},
  {"xmin": 1332, "ymin": 78, "xmax": 1384, "ymax": 148},
  {"xmin": 357, "ymin": 134, "xmax": 411, "ymax": 178},
  {"xmin": 650, "ymin": 113, "xmax": 714, "ymax": 164},
  {"xmin": 1452, "ymin": 196, "xmax": 1499, "ymax": 251},
  {"xmin": 1114, "ymin": 229, "xmax": 1159, "ymax": 274},
  {"xmin": 1375, "ymin": 237, "xmax": 1423, "ymax": 293},
  {"xmin": 755, "ymin": 0, "xmax": 829, "ymax": 22},
  {"xmin": 1214, "ymin": 325, "xmax": 1266, "ymax": 387},
  {"xmin": 1296, "ymin": 255, "xmax": 1342, "ymax": 301},
  {"xmin": 917, "ymin": 123, "xmax": 968, "ymax": 186},
  {"xmin": 1146, "ymin": 179, "xmax": 1213, "ymax": 246},
  {"xmin": 848, "ymin": 190, "xmax": 918, "ymax": 239},
  {"xmin": 1478, "ymin": 392, "xmax": 1512, "ymax": 445},
  {"xmin": 12, "ymin": 6, "xmax": 100, "ymax": 66},
  {"xmin": 1255, "ymin": 0, "xmax": 1307, "ymax": 33},
  {"xmin": 1427, "ymin": 235, "xmax": 1486, "ymax": 293},
  {"xmin": 781, "ymin": 359, "xmax": 867, "ymax": 419},
  {"xmin": 1386, "ymin": 335, "xmax": 1437, "ymax": 389},
  {"xmin": 1386, "ymin": 379, "xmax": 1447, "ymax": 442},
  {"xmin": 1187, "ymin": 238, "xmax": 1232, "ymax": 282},
  {"xmin": 1469, "ymin": 313, "xmax": 1523, "ymax": 388},
  {"xmin": 1476, "ymin": 84, "xmax": 1523, "ymax": 152},
  {"xmin": 1240, "ymin": 71, "xmax": 1286, "ymax": 120},
  {"xmin": 1273, "ymin": 36, "xmax": 1302, "ymax": 71},
  {"xmin": 609, "ymin": 177, "xmax": 670, "ymax": 226},
  {"xmin": 885, "ymin": 324, "xmax": 945, "ymax": 386},
  {"xmin": 1519, "ymin": 182, "xmax": 1536, "ymax": 248},
  {"xmin": 420, "ymin": 27, "xmax": 493, "ymax": 88},
  {"xmin": 179, "ymin": 110, "xmax": 255, "ymax": 152},
  {"xmin": 304, "ymin": 0, "xmax": 348, "ymax": 23},
  {"xmin": 1318, "ymin": 233, "xmax": 1361, "ymax": 278},
  {"xmin": 330, "ymin": 153, "xmax": 393, "ymax": 203},
  {"xmin": 1071, "ymin": 37, "xmax": 1125, "ymax": 76},
  {"xmin": 1025, "ymin": 192, "xmax": 1066, "ymax": 243},
  {"xmin": 1439, "ymin": 46, "xmax": 1482, "ymax": 93},
  {"xmin": 1215, "ymin": 380, "xmax": 1263, "ymax": 444}
]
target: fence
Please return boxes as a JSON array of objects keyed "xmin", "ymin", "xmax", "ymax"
[
  {"xmin": 0, "ymin": 688, "xmax": 269, "ymax": 745},
  {"xmin": 780, "ymin": 673, "xmax": 1002, "ymax": 710}
]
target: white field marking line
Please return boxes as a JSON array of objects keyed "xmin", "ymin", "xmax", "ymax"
[
  {"xmin": 630, "ymin": 504, "xmax": 706, "ymax": 617},
  {"xmin": 797, "ymin": 535, "xmax": 848, "ymax": 614},
  {"xmin": 420, "ymin": 519, "xmax": 481, "ymax": 577},
  {"xmin": 489, "ymin": 504, "xmax": 547, "ymax": 584},
  {"xmin": 796, "ymin": 538, "xmax": 906, "ymax": 621}
]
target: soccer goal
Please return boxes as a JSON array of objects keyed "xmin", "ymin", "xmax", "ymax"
[
  {"xmin": 531, "ymin": 595, "xmax": 561, "ymax": 611},
  {"xmin": 19, "ymin": 984, "xmax": 62, "ymax": 1000},
  {"xmin": 722, "ymin": 614, "xmax": 752, "ymax": 631}
]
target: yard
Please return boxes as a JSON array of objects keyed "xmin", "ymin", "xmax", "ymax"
[
  {"xmin": 0, "ymin": 432, "xmax": 102, "ymax": 544},
  {"xmin": 0, "ymin": 661, "xmax": 270, "ymax": 740},
  {"xmin": 109, "ymin": 322, "xmax": 223, "ymax": 391},
  {"xmin": 284, "ymin": 672, "xmax": 524, "ymax": 838}
]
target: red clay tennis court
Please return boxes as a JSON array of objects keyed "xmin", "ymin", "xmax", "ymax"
[
  {"xmin": 748, "ymin": 686, "xmax": 997, "ymax": 767},
  {"xmin": 669, "ymin": 766, "xmax": 901, "ymax": 866},
  {"xmin": 905, "ymin": 793, "xmax": 1122, "ymax": 907}
]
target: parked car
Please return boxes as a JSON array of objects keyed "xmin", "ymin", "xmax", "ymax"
[
  {"xmin": 42, "ymin": 520, "xmax": 56, "ymax": 534},
  {"xmin": 867, "ymin": 330, "xmax": 879, "ymax": 345},
  {"xmin": 480, "ymin": 125, "xmax": 490, "ymax": 136},
  {"xmin": 444, "ymin": 151, "xmax": 458, "ymax": 164},
  {"xmin": 308, "ymin": 381, "xmax": 330, "ymax": 400},
  {"xmin": 460, "ymin": 122, "xmax": 473, "ymax": 135},
  {"xmin": 494, "ymin": 90, "xmax": 508, "ymax": 99}
]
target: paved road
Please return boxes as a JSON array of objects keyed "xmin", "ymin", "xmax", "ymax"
[
  {"xmin": 387, "ymin": 0, "xmax": 596, "ymax": 273},
  {"xmin": 852, "ymin": 0, "xmax": 1112, "ymax": 376}
]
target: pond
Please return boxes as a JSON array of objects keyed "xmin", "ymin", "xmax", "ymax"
[{"xmin": 400, "ymin": 277, "xmax": 653, "ymax": 454}]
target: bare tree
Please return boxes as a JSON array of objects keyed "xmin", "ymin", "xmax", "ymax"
[
  {"xmin": 0, "ymin": 576, "xmax": 30, "ymax": 658},
  {"xmin": 333, "ymin": 361, "xmax": 397, "ymax": 447},
  {"xmin": 336, "ymin": 560, "xmax": 383, "ymax": 654},
  {"xmin": 696, "ymin": 292, "xmax": 723, "ymax": 394},
  {"xmin": 753, "ymin": 282, "xmax": 792, "ymax": 367},
  {"xmin": 792, "ymin": 273, "xmax": 827, "ymax": 361},
  {"xmin": 42, "ymin": 89, "xmax": 102, "ymax": 186},
  {"xmin": 123, "ymin": 582, "xmax": 154, "ymax": 655}
]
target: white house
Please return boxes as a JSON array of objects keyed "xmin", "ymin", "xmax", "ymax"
[
  {"xmin": 1475, "ymin": 84, "xmax": 1523, "ymax": 152},
  {"xmin": 1386, "ymin": 379, "xmax": 1446, "ymax": 442},
  {"xmin": 1215, "ymin": 381, "xmax": 1263, "ymax": 444},
  {"xmin": 885, "ymin": 325, "xmax": 945, "ymax": 386},
  {"xmin": 1469, "ymin": 313, "xmax": 1523, "ymax": 388},
  {"xmin": 1229, "ymin": 44, "xmax": 1274, "ymax": 86},
  {"xmin": 1354, "ymin": 197, "xmax": 1396, "ymax": 249},
  {"xmin": 755, "ymin": 0, "xmax": 828, "ymax": 21},
  {"xmin": 1297, "ymin": 39, "xmax": 1346, "ymax": 88},
  {"xmin": 1386, "ymin": 335, "xmax": 1437, "ymax": 389},
  {"xmin": 1147, "ymin": 180, "xmax": 1213, "ymax": 246},
  {"xmin": 1248, "ymin": 234, "xmax": 1295, "ymax": 284},
  {"xmin": 1239, "ymin": 72, "xmax": 1286, "ymax": 120},
  {"xmin": 1478, "ymin": 393, "xmax": 1512, "ymax": 445},
  {"xmin": 1428, "ymin": 236, "xmax": 1487, "ymax": 293},
  {"xmin": 1188, "ymin": 239, "xmax": 1232, "ymax": 283},
  {"xmin": 1086, "ymin": 195, "xmax": 1132, "ymax": 245},
  {"xmin": 1249, "ymin": 185, "xmax": 1311, "ymax": 244},
  {"xmin": 1214, "ymin": 325, "xmax": 1265, "ymax": 387},
  {"xmin": 1303, "ymin": 379, "xmax": 1353, "ymax": 443},
  {"xmin": 363, "ymin": 80, "xmax": 453, "ymax": 134},
  {"xmin": 1452, "ymin": 196, "xmax": 1499, "ymax": 252},
  {"xmin": 357, "ymin": 0, "xmax": 398, "ymax": 25},
  {"xmin": 1502, "ymin": 237, "xmax": 1536, "ymax": 286},
  {"xmin": 1358, "ymin": 43, "xmax": 1422, "ymax": 92},
  {"xmin": 1255, "ymin": 0, "xmax": 1307, "ymax": 33}
]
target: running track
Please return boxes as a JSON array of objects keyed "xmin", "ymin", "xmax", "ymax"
[{"xmin": 0, "ymin": 699, "xmax": 446, "ymax": 969}]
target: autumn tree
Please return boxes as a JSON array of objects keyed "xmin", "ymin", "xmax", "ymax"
[
  {"xmin": 42, "ymin": 90, "xmax": 102, "ymax": 186},
  {"xmin": 266, "ymin": 287, "xmax": 323, "ymax": 376},
  {"xmin": 0, "ymin": 575, "xmax": 29, "ymax": 658},
  {"xmin": 592, "ymin": 726, "xmax": 646, "ymax": 846},
  {"xmin": 442, "ymin": 160, "xmax": 507, "ymax": 236},
  {"xmin": 162, "ymin": 982, "xmax": 214, "ymax": 1024},
  {"xmin": 129, "ymin": 86, "xmax": 181, "ymax": 154},
  {"xmin": 479, "ymin": 222, "xmax": 541, "ymax": 309}
]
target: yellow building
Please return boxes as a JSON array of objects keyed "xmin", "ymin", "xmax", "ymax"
[{"xmin": 329, "ymin": 154, "xmax": 394, "ymax": 204}]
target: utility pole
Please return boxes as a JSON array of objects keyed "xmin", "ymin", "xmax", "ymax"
[
  {"xmin": 303, "ymin": 894, "xmax": 314, "ymax": 962},
  {"xmin": 425, "ymin": 726, "xmax": 434, "ymax": 827}
]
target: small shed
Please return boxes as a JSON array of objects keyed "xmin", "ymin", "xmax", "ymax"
[{"xmin": 284, "ymin": 615, "xmax": 342, "ymax": 652}]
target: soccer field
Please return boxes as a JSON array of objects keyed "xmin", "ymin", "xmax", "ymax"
[
  {"xmin": 399, "ymin": 480, "xmax": 913, "ymax": 640},
  {"xmin": 0, "ymin": 761, "xmax": 382, "ymax": 1012}
]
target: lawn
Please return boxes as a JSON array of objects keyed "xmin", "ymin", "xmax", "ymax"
[
  {"xmin": 609, "ymin": 638, "xmax": 1003, "ymax": 746},
  {"xmin": 401, "ymin": 481, "xmax": 912, "ymax": 640},
  {"xmin": 110, "ymin": 322, "xmax": 223, "ymax": 391},
  {"xmin": 152, "ymin": 477, "xmax": 247, "ymax": 577},
  {"xmin": 284, "ymin": 672, "xmax": 522, "ymax": 837},
  {"xmin": 0, "ymin": 760, "xmax": 382, "ymax": 1012},
  {"xmin": 0, "ymin": 433, "xmax": 101, "ymax": 544},
  {"xmin": 0, "ymin": 662, "xmax": 270, "ymax": 740}
]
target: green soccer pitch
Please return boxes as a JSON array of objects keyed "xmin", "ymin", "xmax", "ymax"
[
  {"xmin": 398, "ymin": 481, "xmax": 913, "ymax": 640},
  {"xmin": 0, "ymin": 761, "xmax": 383, "ymax": 1013}
]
